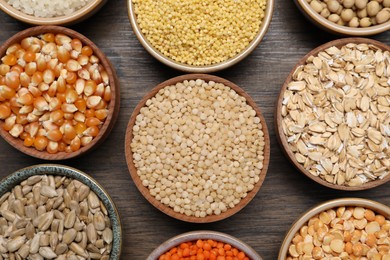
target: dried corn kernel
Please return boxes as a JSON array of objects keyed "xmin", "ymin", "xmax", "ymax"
[{"xmin": 0, "ymin": 33, "xmax": 112, "ymax": 154}]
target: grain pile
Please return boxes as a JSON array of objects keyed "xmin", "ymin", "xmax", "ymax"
[{"xmin": 281, "ymin": 43, "xmax": 390, "ymax": 187}]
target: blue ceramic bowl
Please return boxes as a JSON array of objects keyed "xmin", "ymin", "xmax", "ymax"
[{"xmin": 0, "ymin": 164, "xmax": 122, "ymax": 259}]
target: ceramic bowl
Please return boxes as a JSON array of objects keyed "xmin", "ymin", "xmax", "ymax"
[
  {"xmin": 0, "ymin": 0, "xmax": 107, "ymax": 25},
  {"xmin": 0, "ymin": 164, "xmax": 122, "ymax": 259},
  {"xmin": 149, "ymin": 230, "xmax": 262, "ymax": 259},
  {"xmin": 278, "ymin": 198, "xmax": 390, "ymax": 259},
  {"xmin": 127, "ymin": 0, "xmax": 274, "ymax": 73},
  {"xmin": 294, "ymin": 0, "xmax": 390, "ymax": 36},
  {"xmin": 275, "ymin": 37, "xmax": 390, "ymax": 191},
  {"xmin": 0, "ymin": 26, "xmax": 120, "ymax": 160},
  {"xmin": 125, "ymin": 74, "xmax": 270, "ymax": 223}
]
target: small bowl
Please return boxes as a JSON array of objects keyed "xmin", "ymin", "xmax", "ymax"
[
  {"xmin": 0, "ymin": 0, "xmax": 107, "ymax": 25},
  {"xmin": 0, "ymin": 164, "xmax": 122, "ymax": 259},
  {"xmin": 125, "ymin": 74, "xmax": 270, "ymax": 223},
  {"xmin": 294, "ymin": 0, "xmax": 390, "ymax": 36},
  {"xmin": 278, "ymin": 198, "xmax": 390, "ymax": 260},
  {"xmin": 127, "ymin": 0, "xmax": 274, "ymax": 73},
  {"xmin": 148, "ymin": 230, "xmax": 263, "ymax": 259},
  {"xmin": 275, "ymin": 37, "xmax": 390, "ymax": 191},
  {"xmin": 0, "ymin": 26, "xmax": 120, "ymax": 160}
]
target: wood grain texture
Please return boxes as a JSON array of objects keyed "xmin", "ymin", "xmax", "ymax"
[
  {"xmin": 0, "ymin": 26, "xmax": 120, "ymax": 160},
  {"xmin": 125, "ymin": 74, "xmax": 270, "ymax": 223},
  {"xmin": 275, "ymin": 37, "xmax": 390, "ymax": 191},
  {"xmin": 0, "ymin": 0, "xmax": 389, "ymax": 259}
]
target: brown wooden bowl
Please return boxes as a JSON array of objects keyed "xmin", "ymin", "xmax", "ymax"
[
  {"xmin": 294, "ymin": 0, "xmax": 390, "ymax": 36},
  {"xmin": 275, "ymin": 38, "xmax": 390, "ymax": 191},
  {"xmin": 0, "ymin": 0, "xmax": 107, "ymax": 26},
  {"xmin": 149, "ymin": 230, "xmax": 263, "ymax": 259},
  {"xmin": 127, "ymin": 0, "xmax": 274, "ymax": 73},
  {"xmin": 0, "ymin": 26, "xmax": 120, "ymax": 160},
  {"xmin": 278, "ymin": 198, "xmax": 390, "ymax": 259},
  {"xmin": 125, "ymin": 74, "xmax": 270, "ymax": 223}
]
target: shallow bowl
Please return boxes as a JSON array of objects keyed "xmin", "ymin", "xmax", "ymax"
[
  {"xmin": 294, "ymin": 0, "xmax": 390, "ymax": 36},
  {"xmin": 0, "ymin": 0, "xmax": 107, "ymax": 25},
  {"xmin": 149, "ymin": 230, "xmax": 262, "ymax": 260},
  {"xmin": 275, "ymin": 37, "xmax": 390, "ymax": 191},
  {"xmin": 0, "ymin": 26, "xmax": 120, "ymax": 160},
  {"xmin": 127, "ymin": 0, "xmax": 274, "ymax": 73},
  {"xmin": 125, "ymin": 74, "xmax": 270, "ymax": 223},
  {"xmin": 0, "ymin": 164, "xmax": 122, "ymax": 259},
  {"xmin": 278, "ymin": 198, "xmax": 390, "ymax": 259}
]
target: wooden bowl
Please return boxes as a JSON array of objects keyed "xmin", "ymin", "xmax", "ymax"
[
  {"xmin": 127, "ymin": 0, "xmax": 274, "ymax": 73},
  {"xmin": 125, "ymin": 74, "xmax": 270, "ymax": 223},
  {"xmin": 275, "ymin": 38, "xmax": 390, "ymax": 191},
  {"xmin": 0, "ymin": 0, "xmax": 107, "ymax": 25},
  {"xmin": 149, "ymin": 230, "xmax": 263, "ymax": 259},
  {"xmin": 294, "ymin": 0, "xmax": 390, "ymax": 36},
  {"xmin": 0, "ymin": 26, "xmax": 120, "ymax": 160},
  {"xmin": 278, "ymin": 198, "xmax": 390, "ymax": 259},
  {"xmin": 0, "ymin": 164, "xmax": 122, "ymax": 259}
]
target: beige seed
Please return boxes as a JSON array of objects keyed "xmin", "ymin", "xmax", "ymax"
[
  {"xmin": 38, "ymin": 247, "xmax": 57, "ymax": 259},
  {"xmin": 69, "ymin": 242, "xmax": 88, "ymax": 258},
  {"xmin": 87, "ymin": 191, "xmax": 100, "ymax": 209},
  {"xmin": 64, "ymin": 210, "xmax": 76, "ymax": 229},
  {"xmin": 87, "ymin": 223, "xmax": 97, "ymax": 244},
  {"xmin": 93, "ymin": 212, "xmax": 106, "ymax": 231},
  {"xmin": 102, "ymin": 228, "xmax": 113, "ymax": 244},
  {"xmin": 62, "ymin": 228, "xmax": 77, "ymax": 245},
  {"xmin": 6, "ymin": 236, "xmax": 25, "ymax": 252},
  {"xmin": 40, "ymin": 186, "xmax": 58, "ymax": 198},
  {"xmin": 55, "ymin": 243, "xmax": 68, "ymax": 255}
]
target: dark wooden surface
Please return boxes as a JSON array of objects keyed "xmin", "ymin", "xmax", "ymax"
[{"xmin": 0, "ymin": 1, "xmax": 389, "ymax": 259}]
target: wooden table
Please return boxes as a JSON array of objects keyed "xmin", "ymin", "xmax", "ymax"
[{"xmin": 0, "ymin": 1, "xmax": 389, "ymax": 259}]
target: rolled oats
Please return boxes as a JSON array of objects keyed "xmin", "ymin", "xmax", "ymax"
[{"xmin": 281, "ymin": 43, "xmax": 390, "ymax": 186}]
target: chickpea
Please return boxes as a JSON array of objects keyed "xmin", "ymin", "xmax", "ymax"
[
  {"xmin": 367, "ymin": 1, "xmax": 381, "ymax": 16},
  {"xmin": 321, "ymin": 8, "xmax": 331, "ymax": 17},
  {"xmin": 328, "ymin": 13, "xmax": 341, "ymax": 22},
  {"xmin": 384, "ymin": 0, "xmax": 390, "ymax": 7},
  {"xmin": 341, "ymin": 8, "xmax": 355, "ymax": 21},
  {"xmin": 328, "ymin": 0, "xmax": 341, "ymax": 12},
  {"xmin": 357, "ymin": 8, "xmax": 368, "ymax": 18},
  {"xmin": 376, "ymin": 7, "xmax": 390, "ymax": 23},
  {"xmin": 355, "ymin": 0, "xmax": 368, "ymax": 9},
  {"xmin": 343, "ymin": 0, "xmax": 356, "ymax": 8},
  {"xmin": 311, "ymin": 0, "xmax": 325, "ymax": 12},
  {"xmin": 349, "ymin": 16, "xmax": 360, "ymax": 26},
  {"xmin": 360, "ymin": 16, "xmax": 372, "ymax": 26}
]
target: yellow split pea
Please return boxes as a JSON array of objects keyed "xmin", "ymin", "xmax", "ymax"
[{"xmin": 133, "ymin": 0, "xmax": 266, "ymax": 66}]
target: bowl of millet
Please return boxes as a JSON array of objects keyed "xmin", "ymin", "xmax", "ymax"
[
  {"xmin": 295, "ymin": 0, "xmax": 390, "ymax": 35},
  {"xmin": 149, "ymin": 231, "xmax": 262, "ymax": 259},
  {"xmin": 0, "ymin": 0, "xmax": 107, "ymax": 25},
  {"xmin": 125, "ymin": 74, "xmax": 270, "ymax": 223},
  {"xmin": 127, "ymin": 0, "xmax": 274, "ymax": 73},
  {"xmin": 279, "ymin": 198, "xmax": 390, "ymax": 260},
  {"xmin": 0, "ymin": 26, "xmax": 120, "ymax": 160}
]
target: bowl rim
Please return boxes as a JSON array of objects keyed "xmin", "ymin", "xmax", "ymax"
[
  {"xmin": 275, "ymin": 37, "xmax": 390, "ymax": 191},
  {"xmin": 0, "ymin": 163, "xmax": 122, "ymax": 259},
  {"xmin": 278, "ymin": 197, "xmax": 390, "ymax": 260},
  {"xmin": 148, "ymin": 230, "xmax": 263, "ymax": 260},
  {"xmin": 294, "ymin": 0, "xmax": 390, "ymax": 36},
  {"xmin": 126, "ymin": 0, "xmax": 274, "ymax": 73},
  {"xmin": 0, "ymin": 0, "xmax": 107, "ymax": 25},
  {"xmin": 125, "ymin": 74, "xmax": 270, "ymax": 223},
  {"xmin": 0, "ymin": 25, "xmax": 120, "ymax": 160}
]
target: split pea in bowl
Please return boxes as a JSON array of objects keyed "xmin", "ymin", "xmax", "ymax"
[{"xmin": 127, "ymin": 0, "xmax": 274, "ymax": 72}]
